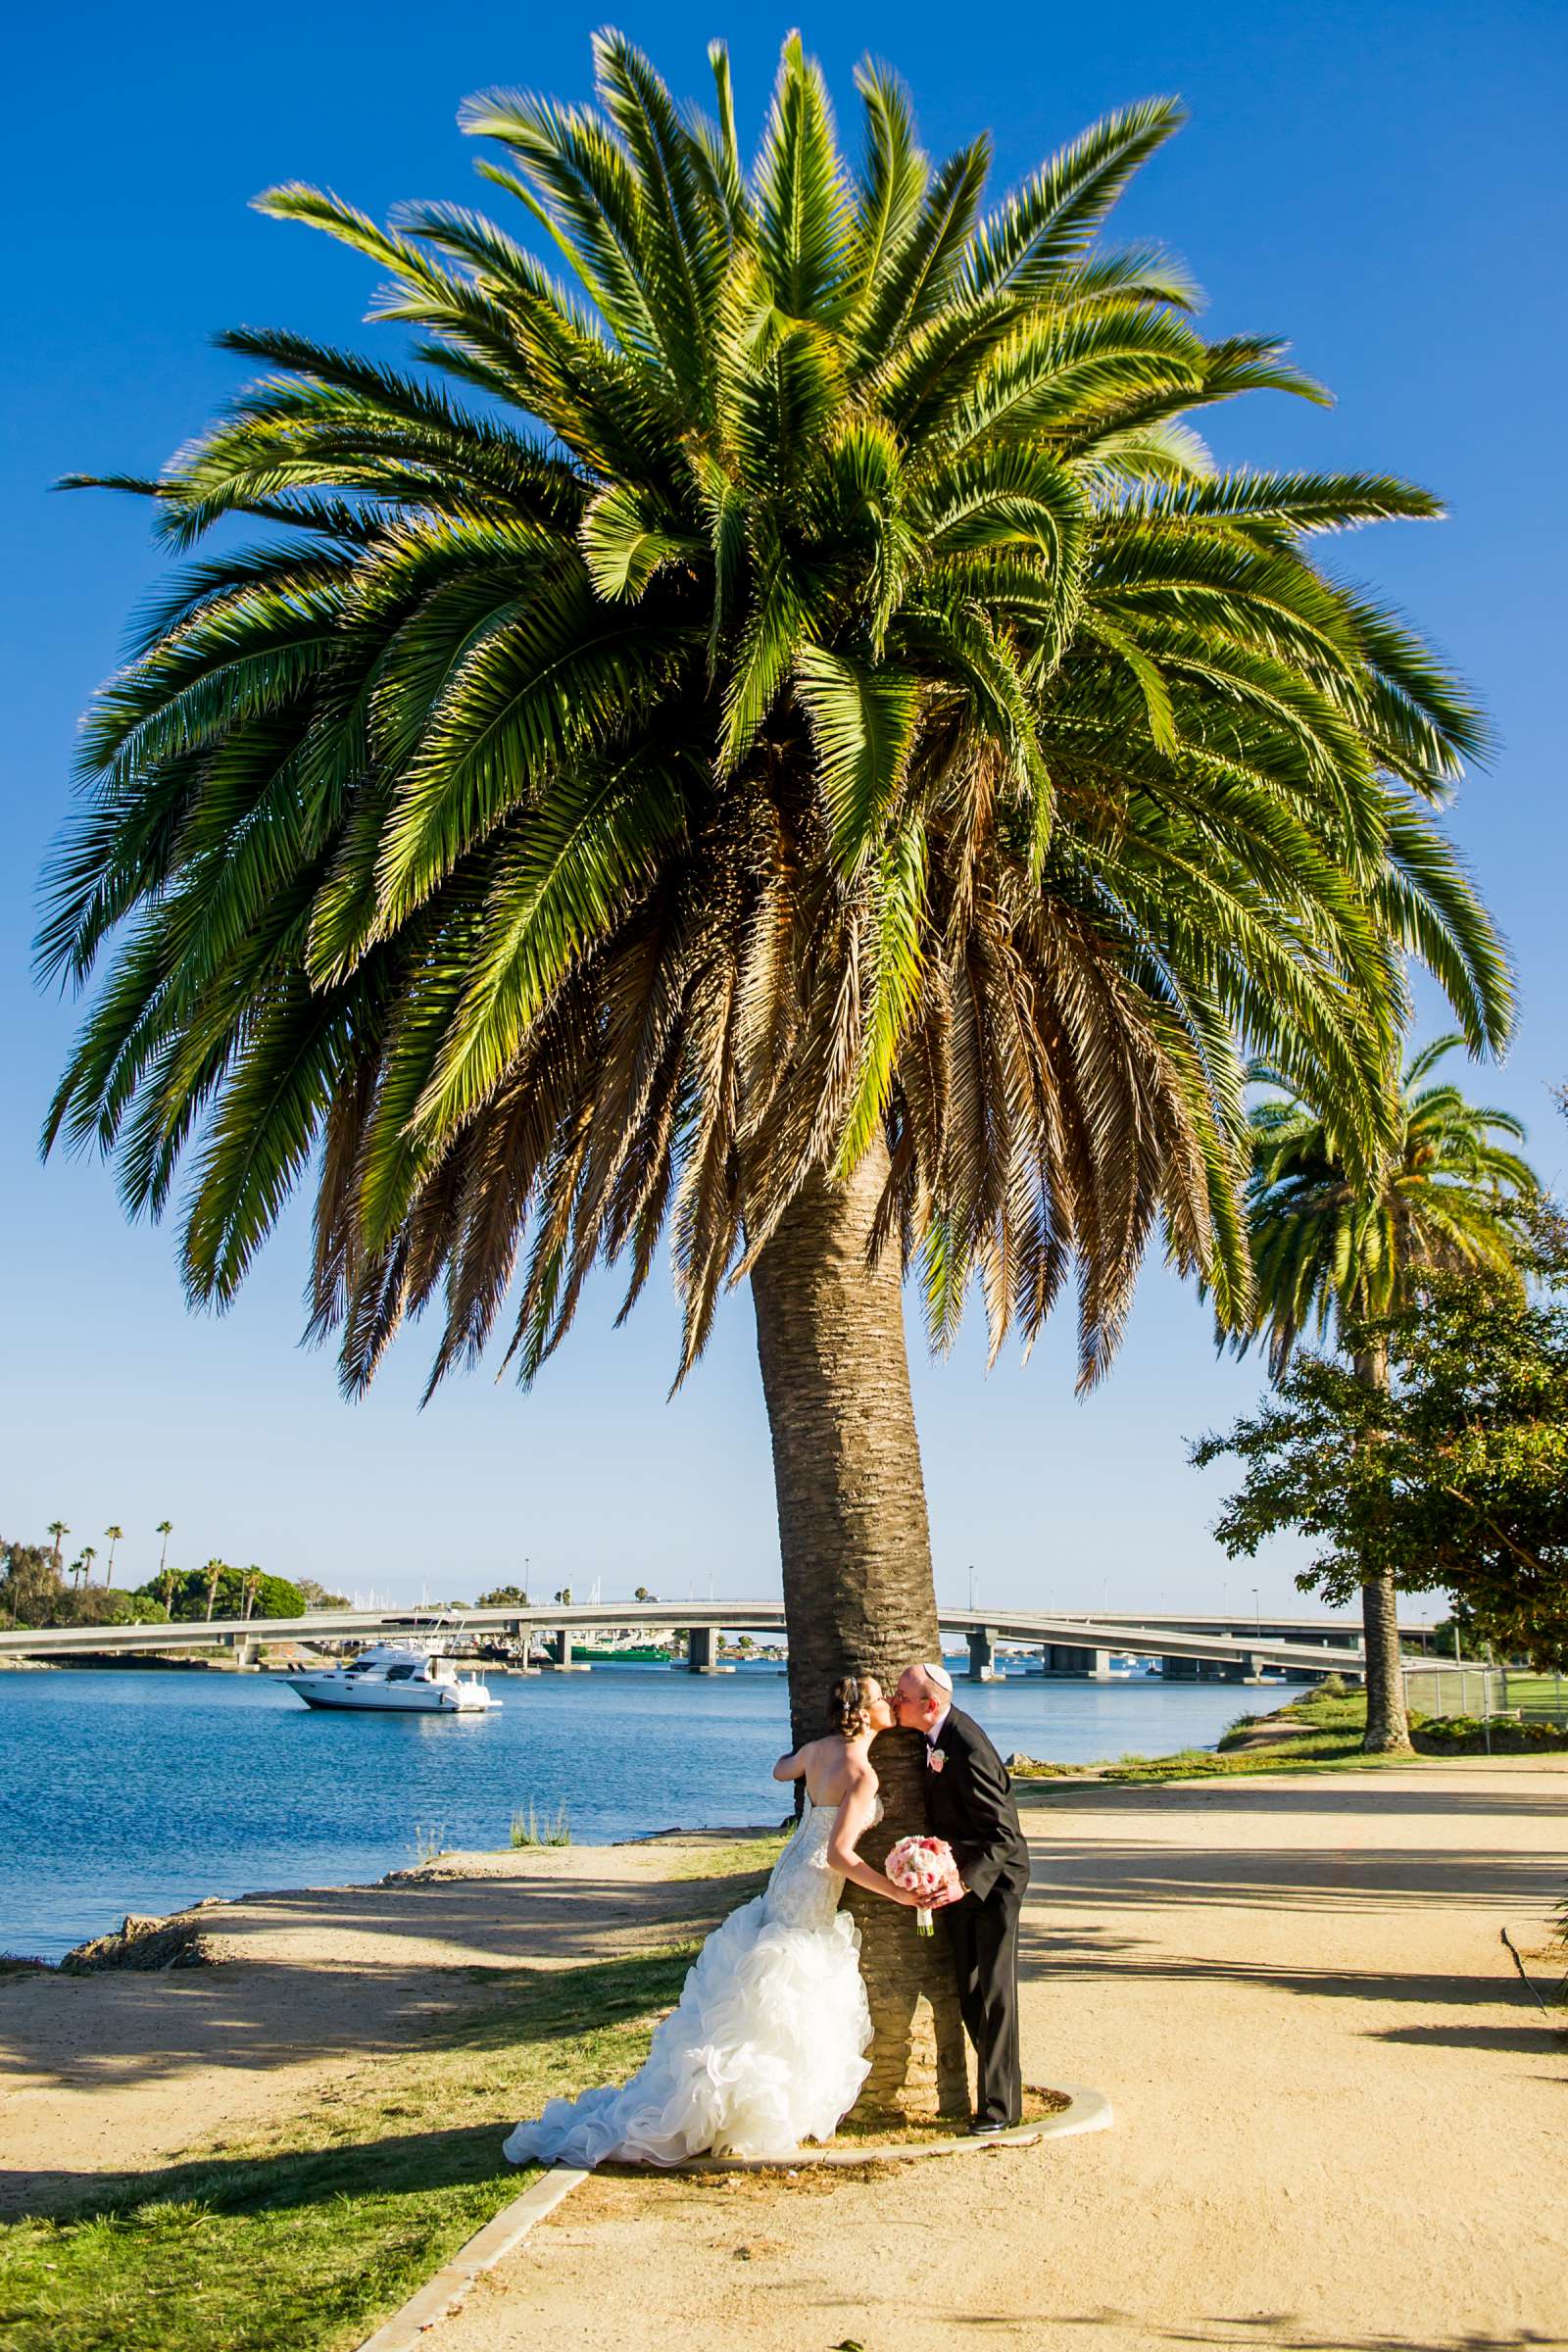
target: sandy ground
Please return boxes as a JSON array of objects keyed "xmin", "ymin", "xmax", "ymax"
[
  {"xmin": 430, "ymin": 1761, "xmax": 1568, "ymax": 2352},
  {"xmin": 0, "ymin": 1830, "xmax": 775, "ymax": 2212}
]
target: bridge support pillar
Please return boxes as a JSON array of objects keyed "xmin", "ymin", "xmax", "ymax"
[
  {"xmin": 228, "ymin": 1635, "xmax": 259, "ymax": 1670},
  {"xmin": 967, "ymin": 1628, "xmax": 1003, "ymax": 1683},
  {"xmin": 1045, "ymin": 1642, "xmax": 1113, "ymax": 1680},
  {"xmin": 686, "ymin": 1625, "xmax": 733, "ymax": 1674},
  {"xmin": 1161, "ymin": 1655, "xmax": 1198, "ymax": 1680},
  {"xmin": 544, "ymin": 1630, "xmax": 588, "ymax": 1671},
  {"xmin": 503, "ymin": 1623, "xmax": 540, "ymax": 1675}
]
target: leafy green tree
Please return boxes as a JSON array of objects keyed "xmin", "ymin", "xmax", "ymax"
[
  {"xmin": 65, "ymin": 1585, "xmax": 171, "ymax": 1630},
  {"xmin": 1196, "ymin": 1250, "xmax": 1568, "ymax": 1672},
  {"xmin": 0, "ymin": 1541, "xmax": 67, "ymax": 1627},
  {"xmin": 40, "ymin": 34, "xmax": 1507, "ymax": 2098},
  {"xmin": 296, "ymin": 1576, "xmax": 351, "ymax": 1609},
  {"xmin": 477, "ymin": 1584, "xmax": 531, "ymax": 1605},
  {"xmin": 1429, "ymin": 1608, "xmax": 1486, "ymax": 1662},
  {"xmin": 1222, "ymin": 1037, "xmax": 1537, "ymax": 1747},
  {"xmin": 139, "ymin": 1566, "xmax": 306, "ymax": 1621}
]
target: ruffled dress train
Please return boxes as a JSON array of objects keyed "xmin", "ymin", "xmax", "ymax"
[{"xmin": 503, "ymin": 1794, "xmax": 873, "ymax": 2167}]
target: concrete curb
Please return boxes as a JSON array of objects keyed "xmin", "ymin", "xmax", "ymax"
[
  {"xmin": 351, "ymin": 2165, "xmax": 589, "ymax": 2351},
  {"xmin": 638, "ymin": 2081, "xmax": 1115, "ymax": 2171}
]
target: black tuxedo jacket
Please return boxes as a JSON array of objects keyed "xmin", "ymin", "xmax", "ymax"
[{"xmin": 923, "ymin": 1705, "xmax": 1031, "ymax": 1904}]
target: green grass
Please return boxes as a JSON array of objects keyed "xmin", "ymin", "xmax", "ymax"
[
  {"xmin": 0, "ymin": 1889, "xmax": 780, "ymax": 2352},
  {"xmin": 1014, "ymin": 1684, "xmax": 1568, "ymax": 1788},
  {"xmin": 657, "ymin": 1835, "xmax": 789, "ymax": 1881}
]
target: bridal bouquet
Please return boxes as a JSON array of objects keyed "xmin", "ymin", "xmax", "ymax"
[{"xmin": 885, "ymin": 1836, "xmax": 956, "ymax": 1936}]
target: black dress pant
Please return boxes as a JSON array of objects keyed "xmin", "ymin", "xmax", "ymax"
[{"xmin": 943, "ymin": 1877, "xmax": 1024, "ymax": 2126}]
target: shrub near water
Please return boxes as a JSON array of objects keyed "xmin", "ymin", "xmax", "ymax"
[{"xmin": 510, "ymin": 1800, "xmax": 572, "ymax": 1847}]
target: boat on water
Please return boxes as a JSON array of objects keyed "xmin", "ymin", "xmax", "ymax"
[{"xmin": 284, "ymin": 1644, "xmax": 499, "ymax": 1713}]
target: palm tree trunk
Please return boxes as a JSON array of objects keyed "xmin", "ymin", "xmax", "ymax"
[
  {"xmin": 751, "ymin": 1136, "xmax": 968, "ymax": 2121},
  {"xmin": 1352, "ymin": 1344, "xmax": 1411, "ymax": 1754}
]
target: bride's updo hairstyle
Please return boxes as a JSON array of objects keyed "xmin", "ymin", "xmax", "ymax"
[{"xmin": 827, "ymin": 1675, "xmax": 876, "ymax": 1740}]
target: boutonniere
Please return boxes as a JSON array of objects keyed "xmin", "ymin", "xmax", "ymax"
[{"xmin": 926, "ymin": 1748, "xmax": 946, "ymax": 1773}]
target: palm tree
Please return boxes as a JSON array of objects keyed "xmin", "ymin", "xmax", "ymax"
[
  {"xmin": 104, "ymin": 1525, "xmax": 124, "ymax": 1585},
  {"xmin": 79, "ymin": 1544, "xmax": 98, "ymax": 1585},
  {"xmin": 39, "ymin": 35, "xmax": 1507, "ymax": 2103},
  {"xmin": 47, "ymin": 1522, "xmax": 69, "ymax": 1572},
  {"xmin": 203, "ymin": 1558, "xmax": 225, "ymax": 1620},
  {"xmin": 1233, "ymin": 1036, "xmax": 1538, "ymax": 1747},
  {"xmin": 156, "ymin": 1520, "xmax": 173, "ymax": 1578},
  {"xmin": 242, "ymin": 1565, "xmax": 263, "ymax": 1619}
]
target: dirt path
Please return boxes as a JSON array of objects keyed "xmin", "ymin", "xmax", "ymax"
[
  {"xmin": 441, "ymin": 1762, "xmax": 1568, "ymax": 2352},
  {"xmin": 0, "ymin": 1832, "xmax": 774, "ymax": 2213}
]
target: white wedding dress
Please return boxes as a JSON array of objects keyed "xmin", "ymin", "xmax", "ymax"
[{"xmin": 503, "ymin": 1793, "xmax": 874, "ymax": 2167}]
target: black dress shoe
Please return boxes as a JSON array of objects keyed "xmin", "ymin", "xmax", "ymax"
[{"xmin": 968, "ymin": 2119, "xmax": 1008, "ymax": 2136}]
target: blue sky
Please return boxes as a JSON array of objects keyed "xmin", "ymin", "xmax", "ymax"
[{"xmin": 3, "ymin": 0, "xmax": 1563, "ymax": 1615}]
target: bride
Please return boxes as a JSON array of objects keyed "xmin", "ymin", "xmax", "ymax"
[{"xmin": 503, "ymin": 1673, "xmax": 922, "ymax": 2167}]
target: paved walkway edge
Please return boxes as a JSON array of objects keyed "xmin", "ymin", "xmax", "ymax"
[{"xmin": 352, "ymin": 2166, "xmax": 590, "ymax": 2351}]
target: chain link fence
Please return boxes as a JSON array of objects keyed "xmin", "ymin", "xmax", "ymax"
[{"xmin": 1402, "ymin": 1663, "xmax": 1568, "ymax": 1725}]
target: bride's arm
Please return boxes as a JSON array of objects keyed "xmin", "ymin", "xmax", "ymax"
[
  {"xmin": 826, "ymin": 1774, "xmax": 923, "ymax": 1904},
  {"xmin": 772, "ymin": 1742, "xmax": 808, "ymax": 1783}
]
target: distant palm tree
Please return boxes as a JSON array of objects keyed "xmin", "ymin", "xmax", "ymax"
[
  {"xmin": 79, "ymin": 1544, "xmax": 98, "ymax": 1585},
  {"xmin": 242, "ymin": 1566, "xmax": 263, "ymax": 1620},
  {"xmin": 156, "ymin": 1520, "xmax": 173, "ymax": 1578},
  {"xmin": 203, "ymin": 1558, "xmax": 225, "ymax": 1620},
  {"xmin": 40, "ymin": 32, "xmax": 1510, "ymax": 2102},
  {"xmin": 554, "ymin": 1587, "xmax": 574, "ymax": 1607},
  {"xmin": 633, "ymin": 1586, "xmax": 657, "ymax": 1604},
  {"xmin": 104, "ymin": 1525, "xmax": 124, "ymax": 1585},
  {"xmin": 1232, "ymin": 1036, "xmax": 1538, "ymax": 1748},
  {"xmin": 47, "ymin": 1522, "xmax": 69, "ymax": 1572}
]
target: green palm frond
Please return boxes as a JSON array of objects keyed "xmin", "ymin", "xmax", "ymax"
[
  {"xmin": 42, "ymin": 30, "xmax": 1510, "ymax": 1396},
  {"xmin": 1233, "ymin": 1034, "xmax": 1539, "ymax": 1376}
]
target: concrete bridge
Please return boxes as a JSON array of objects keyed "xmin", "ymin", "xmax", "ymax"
[{"xmin": 0, "ymin": 1599, "xmax": 1436, "ymax": 1685}]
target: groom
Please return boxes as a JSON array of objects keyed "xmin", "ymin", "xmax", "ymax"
[{"xmin": 894, "ymin": 1660, "xmax": 1031, "ymax": 2134}]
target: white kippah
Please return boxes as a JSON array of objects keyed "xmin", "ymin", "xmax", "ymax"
[{"xmin": 923, "ymin": 1660, "xmax": 955, "ymax": 1693}]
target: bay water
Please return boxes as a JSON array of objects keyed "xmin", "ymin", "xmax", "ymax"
[{"xmin": 1, "ymin": 1661, "xmax": 1262, "ymax": 1961}]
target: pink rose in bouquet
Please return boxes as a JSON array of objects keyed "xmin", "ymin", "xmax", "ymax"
[{"xmin": 885, "ymin": 1834, "xmax": 956, "ymax": 1935}]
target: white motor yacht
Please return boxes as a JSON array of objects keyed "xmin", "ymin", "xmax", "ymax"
[{"xmin": 284, "ymin": 1644, "xmax": 499, "ymax": 1713}]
